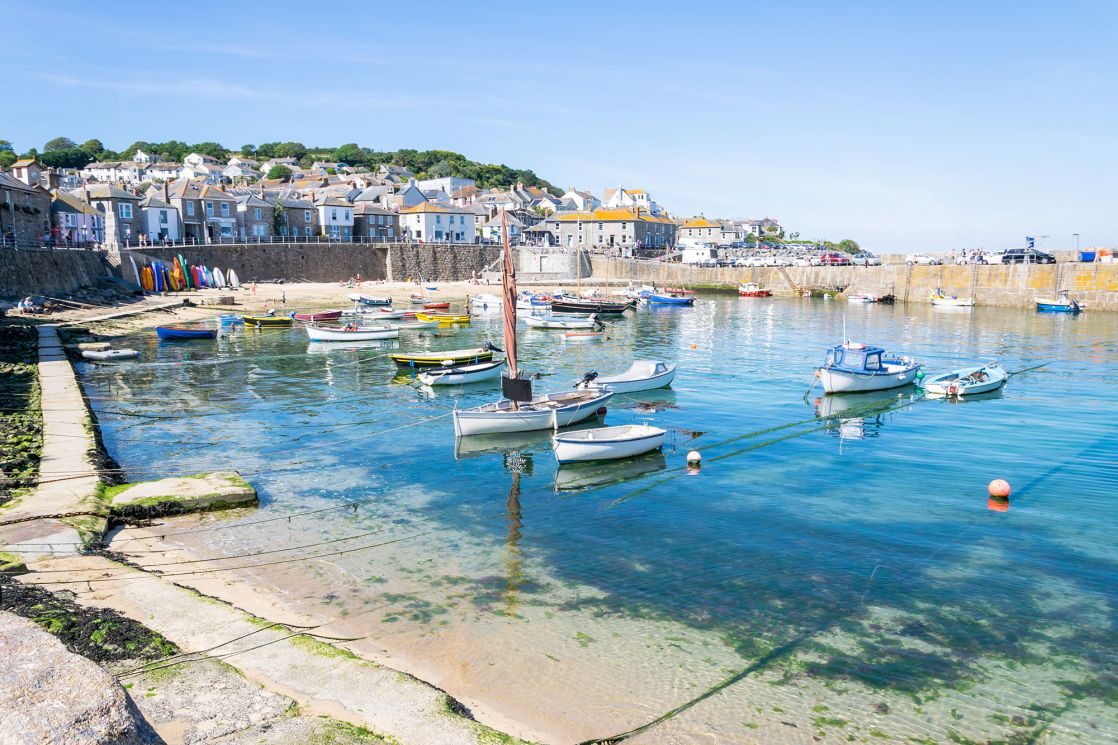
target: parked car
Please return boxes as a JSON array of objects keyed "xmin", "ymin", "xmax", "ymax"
[
  {"xmin": 905, "ymin": 253, "xmax": 940, "ymax": 266},
  {"xmin": 793, "ymin": 256, "xmax": 813, "ymax": 267},
  {"xmin": 999, "ymin": 248, "xmax": 1056, "ymax": 264},
  {"xmin": 851, "ymin": 252, "xmax": 881, "ymax": 266},
  {"xmin": 819, "ymin": 252, "xmax": 852, "ymax": 266}
]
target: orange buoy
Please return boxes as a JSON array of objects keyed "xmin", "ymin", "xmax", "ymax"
[
  {"xmin": 988, "ymin": 479, "xmax": 1011, "ymax": 498},
  {"xmin": 987, "ymin": 497, "xmax": 1009, "ymax": 512},
  {"xmin": 691, "ymin": 344, "xmax": 697, "ymax": 349}
]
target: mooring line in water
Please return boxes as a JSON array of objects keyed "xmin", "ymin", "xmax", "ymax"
[{"xmin": 25, "ymin": 531, "xmax": 431, "ymax": 587}]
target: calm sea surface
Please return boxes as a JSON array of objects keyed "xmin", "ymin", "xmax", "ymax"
[{"xmin": 81, "ymin": 296, "xmax": 1117, "ymax": 744}]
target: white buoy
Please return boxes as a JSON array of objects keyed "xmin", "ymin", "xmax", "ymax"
[{"xmin": 687, "ymin": 450, "xmax": 702, "ymax": 465}]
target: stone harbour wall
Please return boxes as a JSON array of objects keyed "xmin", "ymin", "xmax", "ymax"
[
  {"xmin": 0, "ymin": 247, "xmax": 111, "ymax": 300},
  {"xmin": 589, "ymin": 256, "xmax": 1118, "ymax": 311},
  {"xmin": 387, "ymin": 244, "xmax": 500, "ymax": 283}
]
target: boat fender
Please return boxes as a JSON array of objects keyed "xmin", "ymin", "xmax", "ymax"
[
  {"xmin": 596, "ymin": 406, "xmax": 608, "ymax": 416},
  {"xmin": 948, "ymin": 384, "xmax": 958, "ymax": 396}
]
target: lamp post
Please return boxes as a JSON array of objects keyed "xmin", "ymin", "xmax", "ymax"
[{"xmin": 1073, "ymin": 233, "xmax": 1080, "ymax": 257}]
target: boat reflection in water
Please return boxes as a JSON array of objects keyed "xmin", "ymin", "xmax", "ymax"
[
  {"xmin": 813, "ymin": 389, "xmax": 919, "ymax": 449},
  {"xmin": 554, "ymin": 451, "xmax": 668, "ymax": 492},
  {"xmin": 452, "ymin": 428, "xmax": 560, "ymax": 460},
  {"xmin": 305, "ymin": 339, "xmax": 398, "ymax": 355}
]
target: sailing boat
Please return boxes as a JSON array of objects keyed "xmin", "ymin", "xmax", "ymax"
[
  {"xmin": 550, "ymin": 222, "xmax": 633, "ymax": 314},
  {"xmin": 452, "ymin": 211, "xmax": 612, "ymax": 437}
]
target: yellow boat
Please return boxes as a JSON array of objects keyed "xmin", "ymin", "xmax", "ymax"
[
  {"xmin": 388, "ymin": 347, "xmax": 494, "ymax": 369},
  {"xmin": 414, "ymin": 312, "xmax": 471, "ymax": 324},
  {"xmin": 242, "ymin": 315, "xmax": 294, "ymax": 328}
]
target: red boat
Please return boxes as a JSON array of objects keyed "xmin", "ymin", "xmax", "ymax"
[
  {"xmin": 423, "ymin": 302, "xmax": 450, "ymax": 310},
  {"xmin": 738, "ymin": 283, "xmax": 773, "ymax": 298},
  {"xmin": 292, "ymin": 310, "xmax": 343, "ymax": 321}
]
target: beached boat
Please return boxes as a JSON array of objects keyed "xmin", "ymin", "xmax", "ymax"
[
  {"xmin": 305, "ymin": 325, "xmax": 399, "ymax": 342},
  {"xmin": 372, "ymin": 308, "xmax": 409, "ymax": 319},
  {"xmin": 553, "ymin": 423, "xmax": 667, "ymax": 464},
  {"xmin": 292, "ymin": 310, "xmax": 343, "ymax": 322},
  {"xmin": 417, "ymin": 359, "xmax": 506, "ymax": 386},
  {"xmin": 156, "ymin": 326, "xmax": 218, "ymax": 340},
  {"xmin": 422, "ymin": 302, "xmax": 451, "ymax": 310},
  {"xmin": 931, "ymin": 293, "xmax": 976, "ymax": 307},
  {"xmin": 523, "ymin": 314, "xmax": 601, "ymax": 330},
  {"xmin": 1036, "ymin": 290, "xmax": 1085, "ymax": 313},
  {"xmin": 82, "ymin": 348, "xmax": 139, "ymax": 361},
  {"xmin": 394, "ymin": 319, "xmax": 440, "ymax": 330},
  {"xmin": 923, "ymin": 363, "xmax": 1007, "ymax": 397},
  {"xmin": 242, "ymin": 315, "xmax": 294, "ymax": 328},
  {"xmin": 409, "ymin": 295, "xmax": 431, "ymax": 304},
  {"xmin": 738, "ymin": 283, "xmax": 773, "ymax": 298},
  {"xmin": 818, "ymin": 341, "xmax": 921, "ymax": 394},
  {"xmin": 415, "ymin": 312, "xmax": 471, "ymax": 324},
  {"xmin": 648, "ymin": 293, "xmax": 694, "ymax": 306},
  {"xmin": 349, "ymin": 293, "xmax": 392, "ymax": 306},
  {"xmin": 549, "ymin": 298, "xmax": 632, "ymax": 315},
  {"xmin": 389, "ymin": 347, "xmax": 494, "ymax": 369},
  {"xmin": 470, "ymin": 294, "xmax": 503, "ymax": 312},
  {"xmin": 575, "ymin": 361, "xmax": 676, "ymax": 394}
]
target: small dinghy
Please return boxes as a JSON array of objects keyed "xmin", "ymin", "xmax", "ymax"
[
  {"xmin": 553, "ymin": 423, "xmax": 667, "ymax": 464},
  {"xmin": 410, "ymin": 295, "xmax": 431, "ymax": 304},
  {"xmin": 349, "ymin": 293, "xmax": 392, "ymax": 306},
  {"xmin": 565, "ymin": 330, "xmax": 605, "ymax": 340},
  {"xmin": 374, "ymin": 308, "xmax": 409, "ymax": 319},
  {"xmin": 82, "ymin": 348, "xmax": 139, "ymax": 361},
  {"xmin": 305, "ymin": 324, "xmax": 399, "ymax": 342},
  {"xmin": 818, "ymin": 341, "xmax": 920, "ymax": 394},
  {"xmin": 738, "ymin": 283, "xmax": 772, "ymax": 298},
  {"xmin": 524, "ymin": 314, "xmax": 602, "ymax": 330},
  {"xmin": 243, "ymin": 315, "xmax": 294, "ymax": 328},
  {"xmin": 415, "ymin": 312, "xmax": 470, "ymax": 324},
  {"xmin": 549, "ymin": 298, "xmax": 632, "ymax": 315},
  {"xmin": 575, "ymin": 361, "xmax": 676, "ymax": 394},
  {"xmin": 453, "ymin": 389, "xmax": 612, "ymax": 436},
  {"xmin": 292, "ymin": 310, "xmax": 343, "ymax": 322},
  {"xmin": 418, "ymin": 359, "xmax": 506, "ymax": 386},
  {"xmin": 923, "ymin": 363, "xmax": 1007, "ymax": 397},
  {"xmin": 423, "ymin": 282, "xmax": 438, "ymax": 291},
  {"xmin": 931, "ymin": 293, "xmax": 975, "ymax": 307},
  {"xmin": 1036, "ymin": 290, "xmax": 1085, "ymax": 313},
  {"xmin": 648, "ymin": 293, "xmax": 694, "ymax": 305},
  {"xmin": 423, "ymin": 302, "xmax": 451, "ymax": 310},
  {"xmin": 470, "ymin": 294, "xmax": 503, "ymax": 312},
  {"xmin": 389, "ymin": 346, "xmax": 494, "ymax": 369},
  {"xmin": 156, "ymin": 326, "xmax": 218, "ymax": 340},
  {"xmin": 395, "ymin": 319, "xmax": 440, "ymax": 330}
]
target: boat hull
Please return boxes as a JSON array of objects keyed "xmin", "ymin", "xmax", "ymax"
[
  {"xmin": 305, "ymin": 326, "xmax": 399, "ymax": 341},
  {"xmin": 417, "ymin": 359, "xmax": 505, "ymax": 385},
  {"xmin": 156, "ymin": 326, "xmax": 217, "ymax": 340},
  {"xmin": 82, "ymin": 349, "xmax": 139, "ymax": 361},
  {"xmin": 931, "ymin": 297, "xmax": 976, "ymax": 307},
  {"xmin": 415, "ymin": 313, "xmax": 470, "ymax": 324},
  {"xmin": 550, "ymin": 299, "xmax": 631, "ymax": 315},
  {"xmin": 453, "ymin": 390, "xmax": 612, "ymax": 436},
  {"xmin": 820, "ymin": 364, "xmax": 919, "ymax": 393},
  {"xmin": 292, "ymin": 310, "xmax": 343, "ymax": 321},
  {"xmin": 578, "ymin": 363, "xmax": 676, "ymax": 393},
  {"xmin": 923, "ymin": 365, "xmax": 1008, "ymax": 396},
  {"xmin": 1036, "ymin": 302, "xmax": 1082, "ymax": 313},
  {"xmin": 648, "ymin": 295, "xmax": 694, "ymax": 305},
  {"xmin": 524, "ymin": 315, "xmax": 599, "ymax": 329},
  {"xmin": 243, "ymin": 316, "xmax": 293, "ymax": 328},
  {"xmin": 553, "ymin": 425, "xmax": 666, "ymax": 464},
  {"xmin": 389, "ymin": 349, "xmax": 493, "ymax": 369}
]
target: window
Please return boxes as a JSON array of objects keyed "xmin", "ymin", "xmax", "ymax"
[
  {"xmin": 304, "ymin": 210, "xmax": 312, "ymax": 223},
  {"xmin": 119, "ymin": 203, "xmax": 132, "ymax": 219},
  {"xmin": 387, "ymin": 228, "xmax": 393, "ymax": 237},
  {"xmin": 331, "ymin": 209, "xmax": 337, "ymax": 221},
  {"xmin": 344, "ymin": 210, "xmax": 350, "ymax": 222},
  {"xmin": 159, "ymin": 210, "xmax": 168, "ymax": 224},
  {"xmin": 205, "ymin": 201, "xmax": 214, "ymax": 217},
  {"xmin": 304, "ymin": 226, "xmax": 313, "ymax": 237},
  {"xmin": 186, "ymin": 201, "xmax": 195, "ymax": 216},
  {"xmin": 220, "ymin": 225, "xmax": 233, "ymax": 237},
  {"xmin": 220, "ymin": 203, "xmax": 230, "ymax": 217},
  {"xmin": 254, "ymin": 208, "xmax": 261, "ymax": 220},
  {"xmin": 435, "ymin": 215, "xmax": 442, "ymax": 224},
  {"xmin": 252, "ymin": 224, "xmax": 266, "ymax": 237}
]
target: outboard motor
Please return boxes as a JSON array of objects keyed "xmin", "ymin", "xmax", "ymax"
[
  {"xmin": 577, "ymin": 371, "xmax": 599, "ymax": 389},
  {"xmin": 484, "ymin": 341, "xmax": 504, "ymax": 353}
]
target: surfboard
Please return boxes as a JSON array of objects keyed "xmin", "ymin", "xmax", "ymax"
[
  {"xmin": 204, "ymin": 266, "xmax": 214, "ymax": 287},
  {"xmin": 213, "ymin": 267, "xmax": 226, "ymax": 288},
  {"xmin": 178, "ymin": 255, "xmax": 192, "ymax": 289},
  {"xmin": 228, "ymin": 269, "xmax": 240, "ymax": 289}
]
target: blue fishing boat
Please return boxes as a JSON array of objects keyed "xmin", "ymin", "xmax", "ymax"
[
  {"xmin": 156, "ymin": 326, "xmax": 218, "ymax": 340},
  {"xmin": 1036, "ymin": 290, "xmax": 1084, "ymax": 313},
  {"xmin": 818, "ymin": 341, "xmax": 920, "ymax": 394},
  {"xmin": 648, "ymin": 293, "xmax": 694, "ymax": 306}
]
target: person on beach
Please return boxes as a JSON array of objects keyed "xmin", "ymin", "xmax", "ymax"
[{"xmin": 251, "ymin": 281, "xmax": 257, "ymax": 296}]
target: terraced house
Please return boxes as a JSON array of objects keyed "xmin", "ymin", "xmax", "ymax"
[
  {"xmin": 268, "ymin": 195, "xmax": 318, "ymax": 238},
  {"xmin": 199, "ymin": 185, "xmax": 237, "ymax": 242},
  {"xmin": 556, "ymin": 207, "xmax": 676, "ymax": 253},
  {"xmin": 235, "ymin": 194, "xmax": 273, "ymax": 241},
  {"xmin": 315, "ymin": 196, "xmax": 354, "ymax": 240},
  {"xmin": 399, "ymin": 202, "xmax": 476, "ymax": 243},
  {"xmin": 81, "ymin": 183, "xmax": 143, "ymax": 246},
  {"xmin": 353, "ymin": 203, "xmax": 397, "ymax": 241},
  {"xmin": 677, "ymin": 216, "xmax": 742, "ymax": 245},
  {"xmin": 0, "ymin": 169, "xmax": 51, "ymax": 245}
]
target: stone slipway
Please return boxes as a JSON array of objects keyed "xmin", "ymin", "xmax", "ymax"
[
  {"xmin": 19, "ymin": 555, "xmax": 533, "ymax": 745},
  {"xmin": 0, "ymin": 325, "xmax": 103, "ymax": 554}
]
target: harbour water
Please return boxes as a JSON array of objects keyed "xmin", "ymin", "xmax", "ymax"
[{"xmin": 81, "ymin": 296, "xmax": 1117, "ymax": 744}]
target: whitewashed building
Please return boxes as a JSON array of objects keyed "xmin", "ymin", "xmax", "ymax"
[
  {"xmin": 140, "ymin": 194, "xmax": 181, "ymax": 243},
  {"xmin": 315, "ymin": 196, "xmax": 354, "ymax": 240},
  {"xmin": 399, "ymin": 202, "xmax": 476, "ymax": 243},
  {"xmin": 603, "ymin": 186, "xmax": 663, "ymax": 216}
]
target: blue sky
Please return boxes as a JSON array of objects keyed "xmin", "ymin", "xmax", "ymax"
[{"xmin": 3, "ymin": 0, "xmax": 1115, "ymax": 251}]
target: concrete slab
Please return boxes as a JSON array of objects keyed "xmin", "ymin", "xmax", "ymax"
[{"xmin": 110, "ymin": 472, "xmax": 257, "ymax": 515}]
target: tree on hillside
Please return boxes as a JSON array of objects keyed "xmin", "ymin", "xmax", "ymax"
[
  {"xmin": 0, "ymin": 151, "xmax": 15, "ymax": 168},
  {"xmin": 273, "ymin": 142, "xmax": 306, "ymax": 160},
  {"xmin": 39, "ymin": 148, "xmax": 93, "ymax": 169},
  {"xmin": 155, "ymin": 140, "xmax": 189, "ymax": 162},
  {"xmin": 119, "ymin": 141, "xmax": 151, "ymax": 159},
  {"xmin": 267, "ymin": 165, "xmax": 292, "ymax": 180},
  {"xmin": 428, "ymin": 159, "xmax": 453, "ymax": 178},
  {"xmin": 837, "ymin": 239, "xmax": 860, "ymax": 254},
  {"xmin": 79, "ymin": 139, "xmax": 104, "ymax": 158},
  {"xmin": 333, "ymin": 143, "xmax": 364, "ymax": 165},
  {"xmin": 191, "ymin": 141, "xmax": 228, "ymax": 160},
  {"xmin": 0, "ymin": 140, "xmax": 13, "ymax": 153},
  {"xmin": 44, "ymin": 136, "xmax": 78, "ymax": 152},
  {"xmin": 240, "ymin": 144, "xmax": 256, "ymax": 157}
]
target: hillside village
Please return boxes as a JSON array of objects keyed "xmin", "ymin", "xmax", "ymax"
[{"xmin": 0, "ymin": 141, "xmax": 785, "ymax": 255}]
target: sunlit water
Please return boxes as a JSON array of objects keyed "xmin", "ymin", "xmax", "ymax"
[{"xmin": 80, "ymin": 297, "xmax": 1117, "ymax": 744}]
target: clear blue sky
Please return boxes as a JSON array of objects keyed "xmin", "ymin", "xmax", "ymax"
[{"xmin": 4, "ymin": 0, "xmax": 1115, "ymax": 252}]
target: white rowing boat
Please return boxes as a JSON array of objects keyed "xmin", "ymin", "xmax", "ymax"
[
  {"xmin": 553, "ymin": 423, "xmax": 667, "ymax": 464},
  {"xmin": 453, "ymin": 389, "xmax": 613, "ymax": 436},
  {"xmin": 922, "ymin": 363, "xmax": 1007, "ymax": 397},
  {"xmin": 82, "ymin": 349, "xmax": 139, "ymax": 361},
  {"xmin": 575, "ymin": 360, "xmax": 676, "ymax": 393},
  {"xmin": 418, "ymin": 359, "xmax": 506, "ymax": 386},
  {"xmin": 931, "ymin": 294, "xmax": 976, "ymax": 307},
  {"xmin": 523, "ymin": 314, "xmax": 601, "ymax": 330},
  {"xmin": 305, "ymin": 325, "xmax": 400, "ymax": 342}
]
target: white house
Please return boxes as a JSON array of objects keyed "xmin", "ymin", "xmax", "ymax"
[
  {"xmin": 145, "ymin": 162, "xmax": 183, "ymax": 181},
  {"xmin": 603, "ymin": 186, "xmax": 663, "ymax": 216},
  {"xmin": 681, "ymin": 243, "xmax": 717, "ymax": 264},
  {"xmin": 413, "ymin": 176, "xmax": 476, "ymax": 194},
  {"xmin": 481, "ymin": 211, "xmax": 526, "ymax": 243},
  {"xmin": 224, "ymin": 163, "xmax": 261, "ymax": 181},
  {"xmin": 184, "ymin": 152, "xmax": 221, "ymax": 168},
  {"xmin": 133, "ymin": 149, "xmax": 154, "ymax": 164},
  {"xmin": 140, "ymin": 194, "xmax": 181, "ymax": 243},
  {"xmin": 315, "ymin": 197, "xmax": 354, "ymax": 240},
  {"xmin": 561, "ymin": 187, "xmax": 601, "ymax": 212},
  {"xmin": 399, "ymin": 202, "xmax": 476, "ymax": 243},
  {"xmin": 80, "ymin": 161, "xmax": 146, "ymax": 184}
]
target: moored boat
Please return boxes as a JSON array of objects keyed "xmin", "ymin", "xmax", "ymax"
[
  {"xmin": 453, "ymin": 389, "xmax": 612, "ymax": 436},
  {"xmin": 818, "ymin": 341, "xmax": 920, "ymax": 394},
  {"xmin": 417, "ymin": 359, "xmax": 506, "ymax": 386},
  {"xmin": 549, "ymin": 298, "xmax": 632, "ymax": 315},
  {"xmin": 553, "ymin": 423, "xmax": 667, "ymax": 464},
  {"xmin": 423, "ymin": 302, "xmax": 451, "ymax": 310},
  {"xmin": 305, "ymin": 325, "xmax": 399, "ymax": 342},
  {"xmin": 292, "ymin": 310, "xmax": 343, "ymax": 322},
  {"xmin": 738, "ymin": 283, "xmax": 773, "ymax": 298},
  {"xmin": 931, "ymin": 292, "xmax": 976, "ymax": 307},
  {"xmin": 648, "ymin": 293, "xmax": 694, "ymax": 306},
  {"xmin": 349, "ymin": 293, "xmax": 392, "ymax": 306},
  {"xmin": 409, "ymin": 295, "xmax": 431, "ymax": 304},
  {"xmin": 373, "ymin": 308, "xmax": 409, "ymax": 319},
  {"xmin": 242, "ymin": 315, "xmax": 294, "ymax": 328},
  {"xmin": 470, "ymin": 294, "xmax": 503, "ymax": 312},
  {"xmin": 415, "ymin": 312, "xmax": 471, "ymax": 324},
  {"xmin": 389, "ymin": 346, "xmax": 494, "ymax": 369},
  {"xmin": 922, "ymin": 363, "xmax": 1008, "ymax": 397},
  {"xmin": 575, "ymin": 361, "xmax": 676, "ymax": 394},
  {"xmin": 156, "ymin": 326, "xmax": 218, "ymax": 340},
  {"xmin": 564, "ymin": 330, "xmax": 605, "ymax": 340},
  {"xmin": 82, "ymin": 348, "xmax": 139, "ymax": 361},
  {"xmin": 1036, "ymin": 290, "xmax": 1084, "ymax": 313},
  {"xmin": 523, "ymin": 314, "xmax": 601, "ymax": 330}
]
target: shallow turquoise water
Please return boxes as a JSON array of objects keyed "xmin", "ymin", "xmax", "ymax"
[{"xmin": 81, "ymin": 297, "xmax": 1118, "ymax": 743}]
